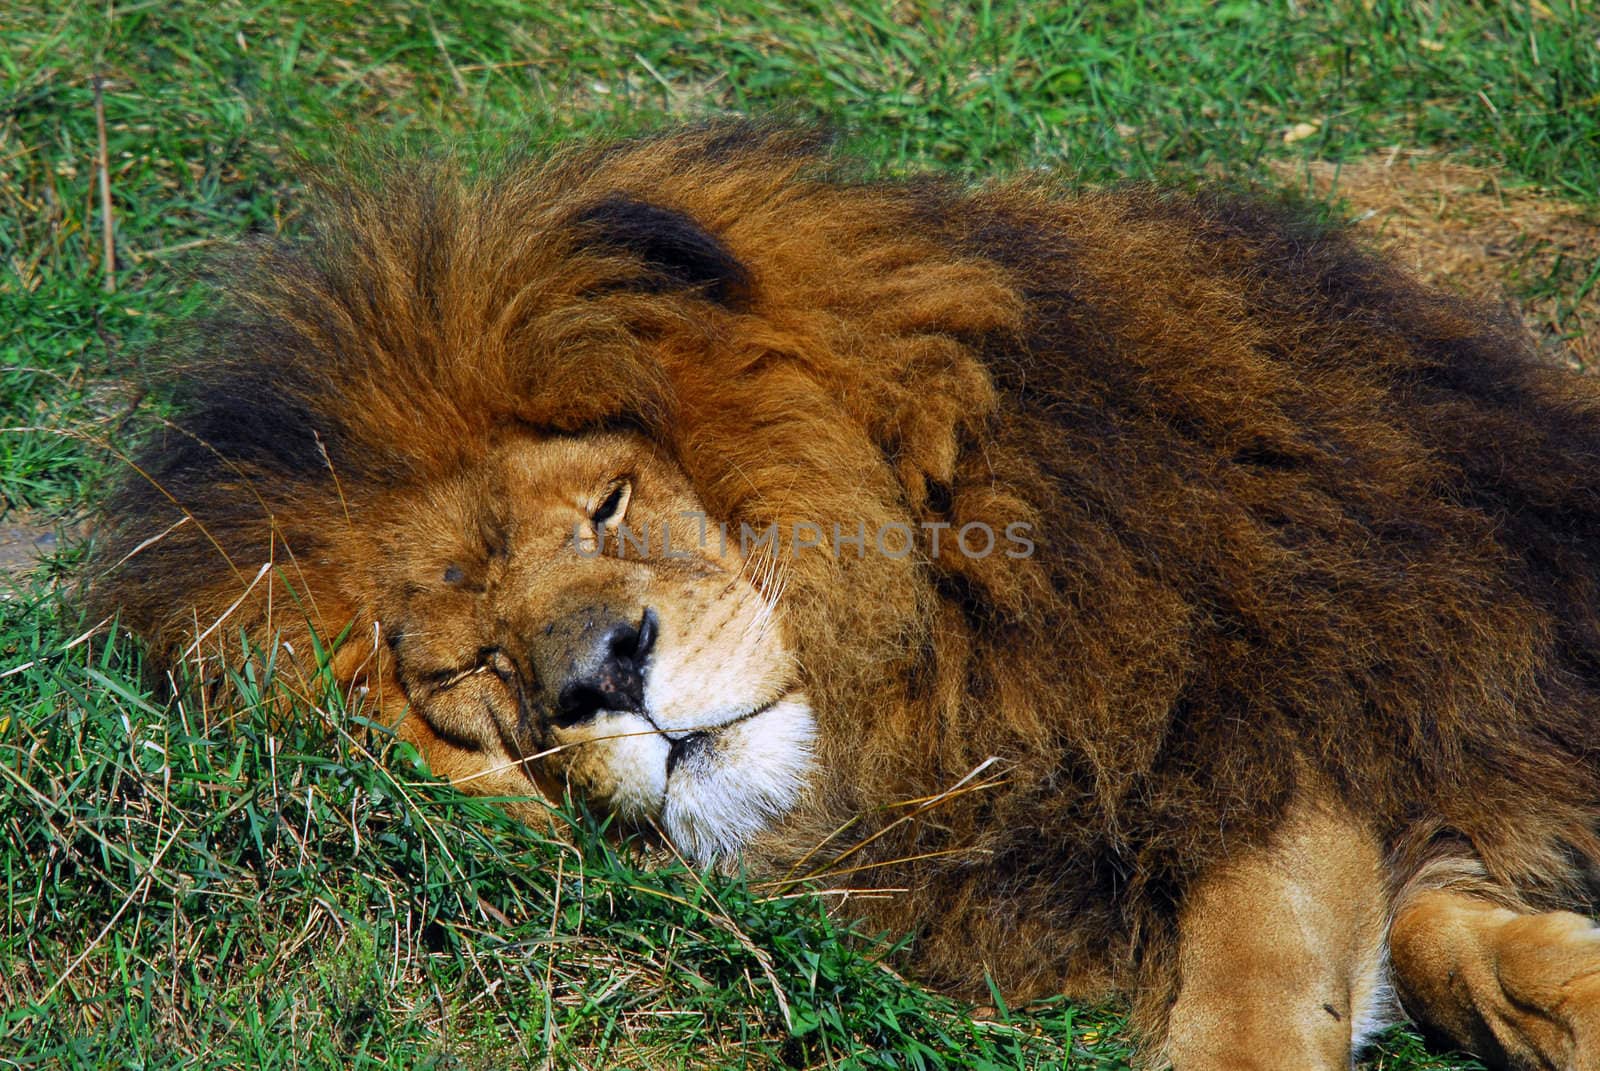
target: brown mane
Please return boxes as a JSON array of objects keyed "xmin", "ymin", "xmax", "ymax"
[{"xmin": 92, "ymin": 122, "xmax": 1600, "ymax": 1044}]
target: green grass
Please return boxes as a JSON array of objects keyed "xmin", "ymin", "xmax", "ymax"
[{"xmin": 3, "ymin": 0, "xmax": 1594, "ymax": 1066}]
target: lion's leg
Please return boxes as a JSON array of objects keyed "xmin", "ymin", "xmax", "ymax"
[
  {"xmin": 1162, "ymin": 796, "xmax": 1394, "ymax": 1070},
  {"xmin": 1390, "ymin": 886, "xmax": 1600, "ymax": 1070}
]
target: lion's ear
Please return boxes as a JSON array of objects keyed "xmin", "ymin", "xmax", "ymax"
[{"xmin": 573, "ymin": 194, "xmax": 752, "ymax": 309}]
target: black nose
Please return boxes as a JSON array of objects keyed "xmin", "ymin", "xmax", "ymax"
[{"xmin": 553, "ymin": 608, "xmax": 659, "ymax": 726}]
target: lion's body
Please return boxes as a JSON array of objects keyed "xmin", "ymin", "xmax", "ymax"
[{"xmin": 94, "ymin": 125, "xmax": 1600, "ymax": 1068}]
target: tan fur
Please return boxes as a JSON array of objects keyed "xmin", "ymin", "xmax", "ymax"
[
  {"xmin": 1393, "ymin": 890, "xmax": 1600, "ymax": 1069},
  {"xmin": 90, "ymin": 124, "xmax": 1600, "ymax": 1068},
  {"xmin": 1165, "ymin": 788, "xmax": 1393, "ymax": 1069}
]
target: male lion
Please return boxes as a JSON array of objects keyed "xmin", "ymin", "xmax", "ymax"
[{"xmin": 93, "ymin": 124, "xmax": 1600, "ymax": 1069}]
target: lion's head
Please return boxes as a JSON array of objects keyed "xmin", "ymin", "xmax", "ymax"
[
  {"xmin": 372, "ymin": 429, "xmax": 814, "ymax": 862},
  {"xmin": 92, "ymin": 124, "xmax": 1007, "ymax": 881}
]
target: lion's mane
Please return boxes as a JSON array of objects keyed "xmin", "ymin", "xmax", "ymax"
[{"xmin": 94, "ymin": 124, "xmax": 1600, "ymax": 1039}]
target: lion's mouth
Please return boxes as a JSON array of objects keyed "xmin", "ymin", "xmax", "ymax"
[
  {"xmin": 654, "ymin": 688, "xmax": 817, "ymax": 865},
  {"xmin": 529, "ymin": 684, "xmax": 815, "ymax": 865},
  {"xmin": 658, "ymin": 691, "xmax": 787, "ymax": 777},
  {"xmin": 664, "ymin": 730, "xmax": 708, "ymax": 776}
]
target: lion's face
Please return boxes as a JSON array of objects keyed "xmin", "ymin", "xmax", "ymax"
[{"xmin": 374, "ymin": 431, "xmax": 816, "ymax": 864}]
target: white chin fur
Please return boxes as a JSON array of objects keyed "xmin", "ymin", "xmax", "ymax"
[
  {"xmin": 588, "ymin": 712, "xmax": 671, "ymax": 819},
  {"xmin": 660, "ymin": 694, "xmax": 816, "ymax": 866}
]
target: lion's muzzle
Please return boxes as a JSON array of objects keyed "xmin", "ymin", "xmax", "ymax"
[
  {"xmin": 537, "ymin": 605, "xmax": 659, "ymax": 726},
  {"xmin": 523, "ymin": 595, "xmax": 818, "ymax": 867}
]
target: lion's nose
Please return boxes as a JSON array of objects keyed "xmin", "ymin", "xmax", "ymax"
[{"xmin": 552, "ymin": 607, "xmax": 659, "ymax": 726}]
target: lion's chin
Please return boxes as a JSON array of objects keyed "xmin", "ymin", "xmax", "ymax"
[{"xmin": 659, "ymin": 692, "xmax": 818, "ymax": 866}]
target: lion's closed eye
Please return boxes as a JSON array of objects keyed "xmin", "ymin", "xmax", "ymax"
[
  {"xmin": 424, "ymin": 648, "xmax": 512, "ymax": 694},
  {"xmin": 425, "ymin": 665, "xmax": 489, "ymax": 692}
]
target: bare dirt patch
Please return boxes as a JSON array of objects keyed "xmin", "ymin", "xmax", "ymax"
[
  {"xmin": 0, "ymin": 514, "xmax": 58, "ymax": 586},
  {"xmin": 1274, "ymin": 153, "xmax": 1600, "ymax": 370}
]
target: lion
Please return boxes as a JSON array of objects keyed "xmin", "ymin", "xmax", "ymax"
[{"xmin": 91, "ymin": 123, "xmax": 1600, "ymax": 1069}]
